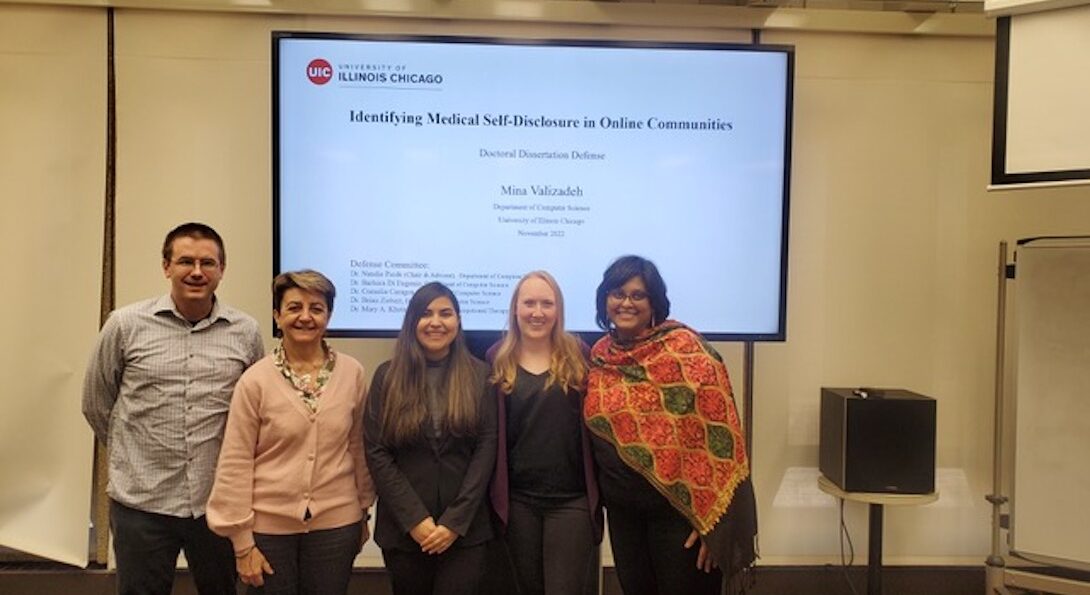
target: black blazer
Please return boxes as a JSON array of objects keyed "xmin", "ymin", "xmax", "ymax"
[{"xmin": 364, "ymin": 357, "xmax": 497, "ymax": 552}]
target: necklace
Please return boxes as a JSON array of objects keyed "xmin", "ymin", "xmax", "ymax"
[{"xmin": 273, "ymin": 341, "xmax": 336, "ymax": 413}]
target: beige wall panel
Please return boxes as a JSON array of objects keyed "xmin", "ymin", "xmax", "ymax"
[
  {"xmin": 114, "ymin": 10, "xmax": 276, "ymax": 317},
  {"xmin": 789, "ymin": 31, "xmax": 991, "ymax": 83},
  {"xmin": 0, "ymin": 5, "xmax": 105, "ymax": 567},
  {"xmin": 756, "ymin": 29, "xmax": 998, "ymax": 563},
  {"xmin": 757, "ymin": 26, "xmax": 1090, "ymax": 565}
]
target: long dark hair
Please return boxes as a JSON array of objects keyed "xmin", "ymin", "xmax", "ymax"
[
  {"xmin": 378, "ymin": 282, "xmax": 481, "ymax": 445},
  {"xmin": 594, "ymin": 255, "xmax": 671, "ymax": 331}
]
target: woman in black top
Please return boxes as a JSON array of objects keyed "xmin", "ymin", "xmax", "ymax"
[
  {"xmin": 584, "ymin": 256, "xmax": 757, "ymax": 595},
  {"xmin": 489, "ymin": 271, "xmax": 601, "ymax": 595},
  {"xmin": 364, "ymin": 282, "xmax": 497, "ymax": 595}
]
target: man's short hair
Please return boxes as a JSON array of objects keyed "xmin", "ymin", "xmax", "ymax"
[{"xmin": 162, "ymin": 222, "xmax": 226, "ymax": 265}]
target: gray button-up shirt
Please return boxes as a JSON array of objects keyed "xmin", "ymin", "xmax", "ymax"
[{"xmin": 82, "ymin": 294, "xmax": 264, "ymax": 518}]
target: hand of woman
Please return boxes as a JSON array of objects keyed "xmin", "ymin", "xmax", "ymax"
[
  {"xmin": 236, "ymin": 546, "xmax": 274, "ymax": 587},
  {"xmin": 684, "ymin": 529, "xmax": 718, "ymax": 573},
  {"xmin": 410, "ymin": 516, "xmax": 438, "ymax": 545},
  {"xmin": 359, "ymin": 520, "xmax": 371, "ymax": 552},
  {"xmin": 419, "ymin": 524, "xmax": 458, "ymax": 555}
]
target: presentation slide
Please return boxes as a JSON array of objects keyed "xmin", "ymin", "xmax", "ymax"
[{"xmin": 275, "ymin": 34, "xmax": 792, "ymax": 338}]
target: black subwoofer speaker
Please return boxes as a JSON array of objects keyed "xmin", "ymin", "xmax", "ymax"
[{"xmin": 819, "ymin": 387, "xmax": 936, "ymax": 494}]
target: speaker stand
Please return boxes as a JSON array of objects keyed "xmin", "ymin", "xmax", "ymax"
[{"xmin": 818, "ymin": 475, "xmax": 938, "ymax": 595}]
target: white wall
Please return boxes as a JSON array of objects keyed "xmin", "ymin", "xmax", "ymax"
[
  {"xmin": 0, "ymin": 4, "xmax": 104, "ymax": 567},
  {"xmin": 760, "ymin": 29, "xmax": 997, "ymax": 564}
]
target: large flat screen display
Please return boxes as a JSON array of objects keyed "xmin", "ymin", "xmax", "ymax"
[{"xmin": 274, "ymin": 32, "xmax": 793, "ymax": 340}]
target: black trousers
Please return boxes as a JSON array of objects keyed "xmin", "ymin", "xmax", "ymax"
[
  {"xmin": 506, "ymin": 494, "xmax": 595, "ymax": 595},
  {"xmin": 381, "ymin": 543, "xmax": 487, "ymax": 595},
  {"xmin": 109, "ymin": 498, "xmax": 236, "ymax": 595},
  {"xmin": 249, "ymin": 520, "xmax": 362, "ymax": 595},
  {"xmin": 606, "ymin": 505, "xmax": 722, "ymax": 595}
]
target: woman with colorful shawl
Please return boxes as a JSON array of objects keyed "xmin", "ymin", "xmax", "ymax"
[{"xmin": 584, "ymin": 255, "xmax": 757, "ymax": 595}]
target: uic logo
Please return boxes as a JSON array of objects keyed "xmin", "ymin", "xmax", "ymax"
[{"xmin": 307, "ymin": 59, "xmax": 333, "ymax": 85}]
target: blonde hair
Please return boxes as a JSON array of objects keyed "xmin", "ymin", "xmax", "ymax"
[{"xmin": 491, "ymin": 271, "xmax": 587, "ymax": 395}]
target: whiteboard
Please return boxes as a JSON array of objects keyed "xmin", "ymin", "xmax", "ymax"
[{"xmin": 1011, "ymin": 237, "xmax": 1090, "ymax": 570}]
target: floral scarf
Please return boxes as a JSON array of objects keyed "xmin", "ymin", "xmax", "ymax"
[
  {"xmin": 273, "ymin": 341, "xmax": 336, "ymax": 413},
  {"xmin": 585, "ymin": 320, "xmax": 757, "ymax": 580}
]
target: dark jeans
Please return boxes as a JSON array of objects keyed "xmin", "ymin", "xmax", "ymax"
[
  {"xmin": 506, "ymin": 494, "xmax": 595, "ymax": 595},
  {"xmin": 109, "ymin": 498, "xmax": 236, "ymax": 595},
  {"xmin": 381, "ymin": 542, "xmax": 487, "ymax": 595},
  {"xmin": 249, "ymin": 520, "xmax": 362, "ymax": 595},
  {"xmin": 606, "ymin": 505, "xmax": 722, "ymax": 595}
]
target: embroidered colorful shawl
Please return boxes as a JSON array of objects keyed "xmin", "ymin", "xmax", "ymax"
[{"xmin": 584, "ymin": 320, "xmax": 750, "ymax": 535}]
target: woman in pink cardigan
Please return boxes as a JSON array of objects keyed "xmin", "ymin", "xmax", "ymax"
[{"xmin": 207, "ymin": 270, "xmax": 374, "ymax": 594}]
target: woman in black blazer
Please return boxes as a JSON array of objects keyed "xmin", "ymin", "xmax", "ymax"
[{"xmin": 364, "ymin": 282, "xmax": 497, "ymax": 595}]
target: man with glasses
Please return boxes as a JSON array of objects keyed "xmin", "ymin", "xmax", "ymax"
[{"xmin": 83, "ymin": 222, "xmax": 264, "ymax": 595}]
